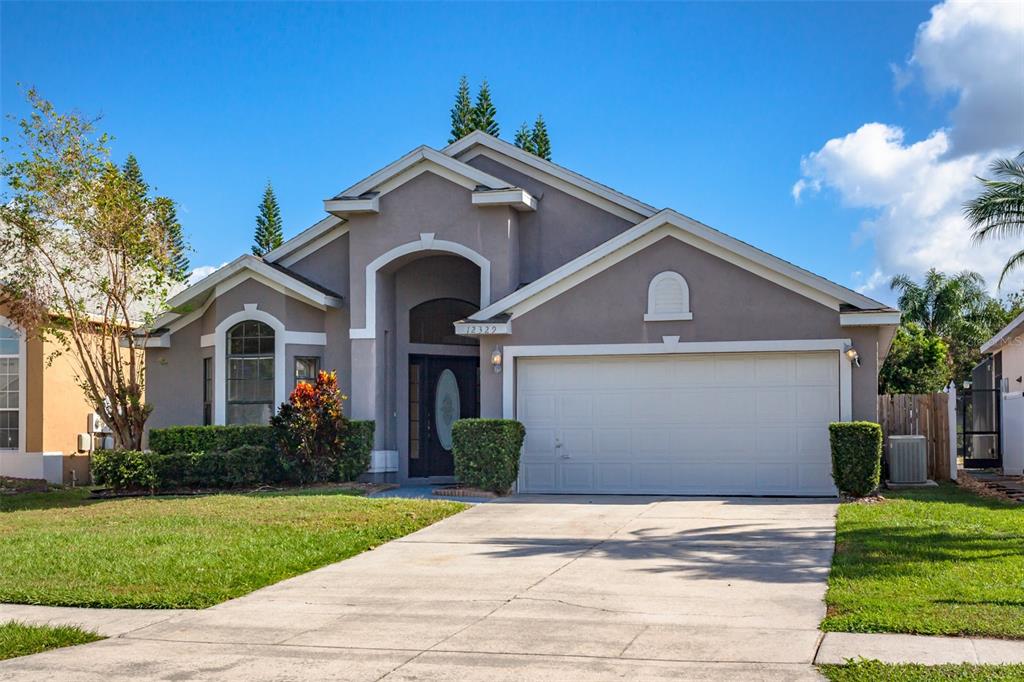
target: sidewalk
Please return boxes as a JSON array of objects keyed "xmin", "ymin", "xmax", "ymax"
[
  {"xmin": 0, "ymin": 603, "xmax": 192, "ymax": 637},
  {"xmin": 816, "ymin": 632, "xmax": 1024, "ymax": 665}
]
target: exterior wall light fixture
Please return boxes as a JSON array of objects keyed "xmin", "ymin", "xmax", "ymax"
[
  {"xmin": 845, "ymin": 347, "xmax": 861, "ymax": 367},
  {"xmin": 491, "ymin": 347, "xmax": 503, "ymax": 373}
]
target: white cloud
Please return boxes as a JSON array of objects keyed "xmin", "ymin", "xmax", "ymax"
[
  {"xmin": 911, "ymin": 0, "xmax": 1024, "ymax": 155},
  {"xmin": 187, "ymin": 262, "xmax": 226, "ymax": 286},
  {"xmin": 794, "ymin": 0, "xmax": 1024, "ymax": 302}
]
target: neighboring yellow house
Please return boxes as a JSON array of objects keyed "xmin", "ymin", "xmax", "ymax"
[{"xmin": 1, "ymin": 308, "xmax": 97, "ymax": 484}]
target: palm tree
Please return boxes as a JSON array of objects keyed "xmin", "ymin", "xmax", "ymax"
[
  {"xmin": 890, "ymin": 269, "xmax": 1008, "ymax": 385},
  {"xmin": 966, "ymin": 151, "xmax": 1024, "ymax": 286}
]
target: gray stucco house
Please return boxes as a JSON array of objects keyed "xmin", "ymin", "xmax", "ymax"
[{"xmin": 145, "ymin": 131, "xmax": 899, "ymax": 496}]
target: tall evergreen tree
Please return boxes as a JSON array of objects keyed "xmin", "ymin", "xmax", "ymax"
[
  {"xmin": 122, "ymin": 154, "xmax": 148, "ymax": 202},
  {"xmin": 448, "ymin": 75, "xmax": 474, "ymax": 143},
  {"xmin": 155, "ymin": 197, "xmax": 189, "ymax": 283},
  {"xmin": 252, "ymin": 182, "xmax": 284, "ymax": 257},
  {"xmin": 513, "ymin": 122, "xmax": 536, "ymax": 154},
  {"xmin": 530, "ymin": 114, "xmax": 551, "ymax": 161},
  {"xmin": 470, "ymin": 80, "xmax": 499, "ymax": 137}
]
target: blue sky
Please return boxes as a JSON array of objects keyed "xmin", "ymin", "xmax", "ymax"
[{"xmin": 3, "ymin": 2, "xmax": 1020, "ymax": 304}]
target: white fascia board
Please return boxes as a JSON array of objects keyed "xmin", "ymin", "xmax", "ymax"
[
  {"xmin": 337, "ymin": 146, "xmax": 511, "ymax": 199},
  {"xmin": 264, "ymin": 215, "xmax": 345, "ymax": 264},
  {"xmin": 982, "ymin": 308, "xmax": 1024, "ymax": 353},
  {"xmin": 471, "ymin": 209, "xmax": 881, "ymax": 321},
  {"xmin": 471, "ymin": 188, "xmax": 537, "ymax": 211},
  {"xmin": 444, "ymin": 131, "xmax": 657, "ymax": 221},
  {"xmin": 840, "ymin": 311, "xmax": 902, "ymax": 327},
  {"xmin": 454, "ymin": 320, "xmax": 512, "ymax": 336},
  {"xmin": 276, "ymin": 224, "xmax": 350, "ymax": 268},
  {"xmin": 324, "ymin": 196, "xmax": 379, "ymax": 216},
  {"xmin": 133, "ymin": 333, "xmax": 170, "ymax": 348}
]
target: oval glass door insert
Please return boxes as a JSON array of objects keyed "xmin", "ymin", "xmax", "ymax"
[{"xmin": 435, "ymin": 369, "xmax": 460, "ymax": 451}]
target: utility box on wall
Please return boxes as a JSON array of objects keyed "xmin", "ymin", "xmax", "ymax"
[{"xmin": 888, "ymin": 435, "xmax": 927, "ymax": 484}]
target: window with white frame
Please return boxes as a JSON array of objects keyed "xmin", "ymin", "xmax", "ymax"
[
  {"xmin": 226, "ymin": 321, "xmax": 275, "ymax": 425},
  {"xmin": 0, "ymin": 324, "xmax": 21, "ymax": 450},
  {"xmin": 644, "ymin": 271, "xmax": 693, "ymax": 321}
]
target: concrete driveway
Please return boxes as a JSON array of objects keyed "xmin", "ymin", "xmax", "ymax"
[{"xmin": 0, "ymin": 495, "xmax": 837, "ymax": 681}]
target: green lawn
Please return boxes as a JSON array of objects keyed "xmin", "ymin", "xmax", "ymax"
[
  {"xmin": 0, "ymin": 488, "xmax": 465, "ymax": 609},
  {"xmin": 0, "ymin": 621, "xmax": 103, "ymax": 661},
  {"xmin": 824, "ymin": 483, "xmax": 1024, "ymax": 638},
  {"xmin": 820, "ymin": 661, "xmax": 1024, "ymax": 681}
]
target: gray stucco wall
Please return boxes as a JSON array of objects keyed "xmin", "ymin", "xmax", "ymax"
[
  {"xmin": 145, "ymin": 277, "xmax": 329, "ymax": 434},
  {"xmin": 466, "ymin": 154, "xmax": 638, "ymax": 283},
  {"xmin": 478, "ymin": 235, "xmax": 883, "ymax": 422}
]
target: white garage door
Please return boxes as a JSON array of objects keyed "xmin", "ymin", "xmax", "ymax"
[{"xmin": 516, "ymin": 352, "xmax": 840, "ymax": 496}]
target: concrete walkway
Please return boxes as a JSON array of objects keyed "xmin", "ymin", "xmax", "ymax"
[
  {"xmin": 816, "ymin": 632, "xmax": 1024, "ymax": 666},
  {"xmin": 0, "ymin": 604, "xmax": 192, "ymax": 638},
  {"xmin": 0, "ymin": 495, "xmax": 836, "ymax": 681}
]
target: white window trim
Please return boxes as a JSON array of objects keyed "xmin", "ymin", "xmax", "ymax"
[
  {"xmin": 501, "ymin": 337, "xmax": 854, "ymax": 423},
  {"xmin": 644, "ymin": 271, "xmax": 693, "ymax": 322},
  {"xmin": 350, "ymin": 233, "xmax": 491, "ymax": 340},
  {"xmin": 211, "ymin": 304, "xmax": 327, "ymax": 425},
  {"xmin": 0, "ymin": 315, "xmax": 26, "ymax": 454}
]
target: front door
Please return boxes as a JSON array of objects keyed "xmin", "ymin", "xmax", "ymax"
[{"xmin": 409, "ymin": 355, "xmax": 479, "ymax": 478}]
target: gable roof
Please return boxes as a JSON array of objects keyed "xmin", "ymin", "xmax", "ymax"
[
  {"xmin": 470, "ymin": 209, "xmax": 888, "ymax": 322},
  {"xmin": 444, "ymin": 131, "xmax": 657, "ymax": 222},
  {"xmin": 153, "ymin": 255, "xmax": 342, "ymax": 333},
  {"xmin": 982, "ymin": 309, "xmax": 1024, "ymax": 353}
]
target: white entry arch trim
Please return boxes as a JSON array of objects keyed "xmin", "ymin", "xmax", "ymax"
[{"xmin": 350, "ymin": 233, "xmax": 491, "ymax": 339}]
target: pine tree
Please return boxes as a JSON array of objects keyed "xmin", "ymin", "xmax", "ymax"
[
  {"xmin": 449, "ymin": 75, "xmax": 474, "ymax": 143},
  {"xmin": 514, "ymin": 122, "xmax": 536, "ymax": 154},
  {"xmin": 122, "ymin": 154, "xmax": 148, "ymax": 202},
  {"xmin": 252, "ymin": 182, "xmax": 284, "ymax": 257},
  {"xmin": 471, "ymin": 80, "xmax": 499, "ymax": 137},
  {"xmin": 155, "ymin": 197, "xmax": 189, "ymax": 283},
  {"xmin": 531, "ymin": 114, "xmax": 551, "ymax": 161}
]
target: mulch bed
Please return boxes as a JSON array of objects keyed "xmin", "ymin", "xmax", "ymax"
[
  {"xmin": 88, "ymin": 481, "xmax": 398, "ymax": 499},
  {"xmin": 957, "ymin": 471, "xmax": 1024, "ymax": 504},
  {"xmin": 433, "ymin": 485, "xmax": 501, "ymax": 499},
  {"xmin": 0, "ymin": 477, "xmax": 49, "ymax": 495}
]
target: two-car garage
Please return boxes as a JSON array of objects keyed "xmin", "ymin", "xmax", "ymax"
[{"xmin": 515, "ymin": 350, "xmax": 842, "ymax": 496}]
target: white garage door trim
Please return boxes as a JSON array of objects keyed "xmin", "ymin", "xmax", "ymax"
[{"xmin": 503, "ymin": 337, "xmax": 853, "ymax": 495}]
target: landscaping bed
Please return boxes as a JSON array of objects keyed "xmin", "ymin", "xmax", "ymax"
[
  {"xmin": 0, "ymin": 488, "xmax": 465, "ymax": 608},
  {"xmin": 824, "ymin": 482, "xmax": 1024, "ymax": 638},
  {"xmin": 0, "ymin": 621, "xmax": 102, "ymax": 661}
]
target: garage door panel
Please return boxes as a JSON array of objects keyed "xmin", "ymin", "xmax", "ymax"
[
  {"xmin": 560, "ymin": 393, "xmax": 593, "ymax": 422},
  {"xmin": 517, "ymin": 352, "xmax": 840, "ymax": 496},
  {"xmin": 521, "ymin": 393, "xmax": 557, "ymax": 423}
]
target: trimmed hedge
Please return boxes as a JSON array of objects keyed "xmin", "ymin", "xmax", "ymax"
[
  {"xmin": 340, "ymin": 420, "xmax": 375, "ymax": 482},
  {"xmin": 92, "ymin": 445, "xmax": 283, "ymax": 491},
  {"xmin": 452, "ymin": 419, "xmax": 526, "ymax": 494},
  {"xmin": 828, "ymin": 421, "xmax": 883, "ymax": 497},
  {"xmin": 148, "ymin": 425, "xmax": 273, "ymax": 455}
]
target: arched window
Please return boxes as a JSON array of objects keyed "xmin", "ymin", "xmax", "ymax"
[
  {"xmin": 410, "ymin": 298, "xmax": 479, "ymax": 346},
  {"xmin": 0, "ymin": 323, "xmax": 21, "ymax": 450},
  {"xmin": 644, "ymin": 271, "xmax": 693, "ymax": 321},
  {"xmin": 226, "ymin": 321, "xmax": 275, "ymax": 425}
]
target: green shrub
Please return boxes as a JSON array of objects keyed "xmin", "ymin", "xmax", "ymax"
[
  {"xmin": 148, "ymin": 425, "xmax": 273, "ymax": 455},
  {"xmin": 452, "ymin": 419, "xmax": 525, "ymax": 494},
  {"xmin": 339, "ymin": 420, "xmax": 374, "ymax": 482},
  {"xmin": 829, "ymin": 421, "xmax": 883, "ymax": 497},
  {"xmin": 92, "ymin": 446, "xmax": 281, "ymax": 491},
  {"xmin": 91, "ymin": 449, "xmax": 158, "ymax": 490},
  {"xmin": 272, "ymin": 371, "xmax": 348, "ymax": 484}
]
